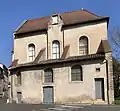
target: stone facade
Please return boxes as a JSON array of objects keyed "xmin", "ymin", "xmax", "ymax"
[
  {"xmin": 9, "ymin": 9, "xmax": 114, "ymax": 104},
  {"xmin": 11, "ymin": 60, "xmax": 109, "ymax": 104},
  {"xmin": 105, "ymin": 52, "xmax": 114, "ymax": 104},
  {"xmin": 14, "ymin": 21, "xmax": 107, "ymax": 64}
]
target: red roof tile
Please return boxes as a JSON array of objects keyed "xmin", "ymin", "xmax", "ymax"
[
  {"xmin": 15, "ymin": 9, "xmax": 109, "ymax": 35},
  {"xmin": 97, "ymin": 40, "xmax": 112, "ymax": 53},
  {"xmin": 9, "ymin": 59, "xmax": 18, "ymax": 68}
]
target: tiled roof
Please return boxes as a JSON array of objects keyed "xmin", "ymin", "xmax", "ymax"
[
  {"xmin": 34, "ymin": 48, "xmax": 46, "ymax": 63},
  {"xmin": 9, "ymin": 53, "xmax": 105, "ymax": 70},
  {"xmin": 9, "ymin": 59, "xmax": 18, "ymax": 68},
  {"xmin": 15, "ymin": 9, "xmax": 109, "ymax": 35},
  {"xmin": 97, "ymin": 40, "xmax": 112, "ymax": 53},
  {"xmin": 61, "ymin": 45, "xmax": 70, "ymax": 59}
]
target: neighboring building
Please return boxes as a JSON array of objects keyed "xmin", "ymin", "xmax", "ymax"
[
  {"xmin": 0, "ymin": 64, "xmax": 9, "ymax": 102},
  {"xmin": 9, "ymin": 9, "xmax": 114, "ymax": 104}
]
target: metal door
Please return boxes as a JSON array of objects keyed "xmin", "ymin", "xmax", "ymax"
[
  {"xmin": 43, "ymin": 86, "xmax": 53, "ymax": 104},
  {"xmin": 17, "ymin": 92, "xmax": 22, "ymax": 104},
  {"xmin": 95, "ymin": 78, "xmax": 104, "ymax": 100}
]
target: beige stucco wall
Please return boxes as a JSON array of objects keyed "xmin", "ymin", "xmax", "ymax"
[
  {"xmin": 11, "ymin": 70, "xmax": 42, "ymax": 104},
  {"xmin": 47, "ymin": 24, "xmax": 63, "ymax": 59},
  {"xmin": 54, "ymin": 62, "xmax": 107, "ymax": 104},
  {"xmin": 64, "ymin": 21, "xmax": 107, "ymax": 56},
  {"xmin": 14, "ymin": 21, "xmax": 108, "ymax": 63},
  {"xmin": 11, "ymin": 61, "xmax": 108, "ymax": 104},
  {"xmin": 14, "ymin": 33, "xmax": 47, "ymax": 64}
]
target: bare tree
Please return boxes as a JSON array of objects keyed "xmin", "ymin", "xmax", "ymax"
[
  {"xmin": 110, "ymin": 27, "xmax": 120, "ymax": 98},
  {"xmin": 110, "ymin": 26, "xmax": 120, "ymax": 60}
]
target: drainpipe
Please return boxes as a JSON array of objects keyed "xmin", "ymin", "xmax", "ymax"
[
  {"xmin": 8, "ymin": 69, "xmax": 13, "ymax": 103},
  {"xmin": 105, "ymin": 59, "xmax": 110, "ymax": 104},
  {"xmin": 63, "ymin": 30, "xmax": 64, "ymax": 50},
  {"xmin": 46, "ymin": 31, "xmax": 48, "ymax": 60}
]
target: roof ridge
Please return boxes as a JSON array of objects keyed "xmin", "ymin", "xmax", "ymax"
[
  {"xmin": 28, "ymin": 16, "xmax": 50, "ymax": 21},
  {"xmin": 82, "ymin": 9, "xmax": 101, "ymax": 17},
  {"xmin": 82, "ymin": 9, "xmax": 109, "ymax": 18},
  {"xmin": 28, "ymin": 9, "xmax": 97, "ymax": 21},
  {"xmin": 14, "ymin": 20, "xmax": 28, "ymax": 33},
  {"xmin": 15, "ymin": 9, "xmax": 109, "ymax": 35}
]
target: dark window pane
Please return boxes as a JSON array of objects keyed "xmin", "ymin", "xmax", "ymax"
[
  {"xmin": 79, "ymin": 36, "xmax": 88, "ymax": 55},
  {"xmin": 16, "ymin": 72, "xmax": 21, "ymax": 85},
  {"xmin": 52, "ymin": 41, "xmax": 60, "ymax": 59},
  {"xmin": 71, "ymin": 65, "xmax": 83, "ymax": 81},
  {"xmin": 44, "ymin": 69, "xmax": 53, "ymax": 83}
]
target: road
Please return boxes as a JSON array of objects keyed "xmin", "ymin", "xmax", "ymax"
[{"xmin": 0, "ymin": 104, "xmax": 120, "ymax": 111}]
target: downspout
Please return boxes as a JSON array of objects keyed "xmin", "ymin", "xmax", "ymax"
[
  {"xmin": 11, "ymin": 73, "xmax": 13, "ymax": 99},
  {"xmin": 46, "ymin": 30, "xmax": 48, "ymax": 59},
  {"xmin": 105, "ymin": 59, "xmax": 110, "ymax": 104},
  {"xmin": 10, "ymin": 70, "xmax": 13, "ymax": 102},
  {"xmin": 63, "ymin": 30, "xmax": 65, "ymax": 50}
]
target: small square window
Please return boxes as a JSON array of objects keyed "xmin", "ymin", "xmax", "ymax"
[{"xmin": 96, "ymin": 68, "xmax": 100, "ymax": 72}]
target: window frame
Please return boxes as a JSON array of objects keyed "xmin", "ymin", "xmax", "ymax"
[
  {"xmin": 71, "ymin": 65, "xmax": 83, "ymax": 81},
  {"xmin": 52, "ymin": 40, "xmax": 60, "ymax": 59},
  {"xmin": 16, "ymin": 71, "xmax": 21, "ymax": 86},
  {"xmin": 44, "ymin": 68, "xmax": 53, "ymax": 83},
  {"xmin": 28, "ymin": 44, "xmax": 35, "ymax": 61},
  {"xmin": 79, "ymin": 36, "xmax": 88, "ymax": 56}
]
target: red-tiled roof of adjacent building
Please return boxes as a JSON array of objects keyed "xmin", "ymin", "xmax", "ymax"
[{"xmin": 15, "ymin": 9, "xmax": 109, "ymax": 35}]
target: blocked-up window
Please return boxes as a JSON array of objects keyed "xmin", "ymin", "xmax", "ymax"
[
  {"xmin": 16, "ymin": 71, "xmax": 21, "ymax": 85},
  {"xmin": 28, "ymin": 44, "xmax": 35, "ymax": 61},
  {"xmin": 44, "ymin": 68, "xmax": 53, "ymax": 83},
  {"xmin": 52, "ymin": 40, "xmax": 60, "ymax": 59},
  {"xmin": 71, "ymin": 65, "xmax": 83, "ymax": 81},
  {"xmin": 52, "ymin": 15, "xmax": 58, "ymax": 24},
  {"xmin": 79, "ymin": 36, "xmax": 88, "ymax": 56}
]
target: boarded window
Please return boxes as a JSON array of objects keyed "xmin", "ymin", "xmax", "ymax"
[
  {"xmin": 16, "ymin": 71, "xmax": 21, "ymax": 85},
  {"xmin": 52, "ymin": 40, "xmax": 60, "ymax": 59},
  {"xmin": 71, "ymin": 65, "xmax": 83, "ymax": 81},
  {"xmin": 44, "ymin": 68, "xmax": 53, "ymax": 83},
  {"xmin": 79, "ymin": 36, "xmax": 88, "ymax": 56}
]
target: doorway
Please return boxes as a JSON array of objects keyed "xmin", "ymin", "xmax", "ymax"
[
  {"xmin": 95, "ymin": 78, "xmax": 105, "ymax": 100},
  {"xmin": 43, "ymin": 86, "xmax": 54, "ymax": 104},
  {"xmin": 17, "ymin": 92, "xmax": 22, "ymax": 103}
]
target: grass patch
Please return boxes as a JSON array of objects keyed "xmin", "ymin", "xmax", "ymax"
[{"xmin": 115, "ymin": 99, "xmax": 120, "ymax": 105}]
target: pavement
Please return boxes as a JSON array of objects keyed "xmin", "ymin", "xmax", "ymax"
[{"xmin": 0, "ymin": 104, "xmax": 120, "ymax": 111}]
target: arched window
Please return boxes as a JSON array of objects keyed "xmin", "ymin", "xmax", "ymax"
[
  {"xmin": 52, "ymin": 40, "xmax": 60, "ymax": 59},
  {"xmin": 44, "ymin": 68, "xmax": 53, "ymax": 83},
  {"xmin": 28, "ymin": 44, "xmax": 35, "ymax": 61},
  {"xmin": 71, "ymin": 65, "xmax": 83, "ymax": 81},
  {"xmin": 79, "ymin": 36, "xmax": 88, "ymax": 56}
]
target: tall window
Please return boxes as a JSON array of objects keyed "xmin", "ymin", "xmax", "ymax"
[
  {"xmin": 71, "ymin": 65, "xmax": 83, "ymax": 81},
  {"xmin": 52, "ymin": 40, "xmax": 60, "ymax": 59},
  {"xmin": 44, "ymin": 68, "xmax": 53, "ymax": 83},
  {"xmin": 79, "ymin": 36, "xmax": 88, "ymax": 56},
  {"xmin": 16, "ymin": 71, "xmax": 21, "ymax": 85},
  {"xmin": 28, "ymin": 44, "xmax": 35, "ymax": 61}
]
